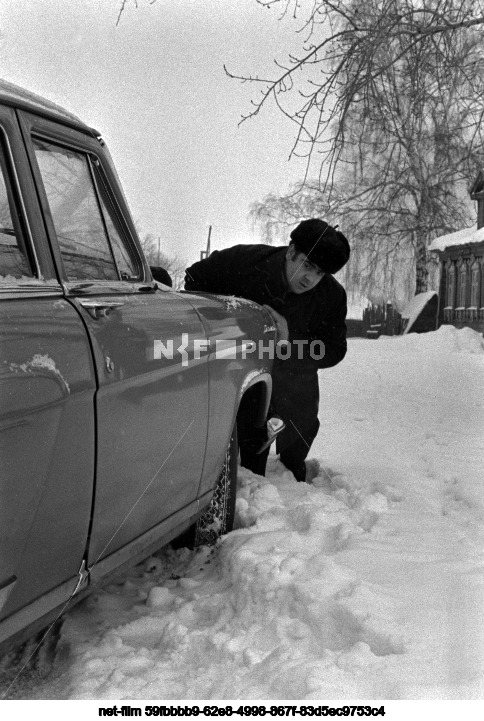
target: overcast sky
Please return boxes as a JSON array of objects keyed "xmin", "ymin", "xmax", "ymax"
[{"xmin": 0, "ymin": 0, "xmax": 309, "ymax": 266}]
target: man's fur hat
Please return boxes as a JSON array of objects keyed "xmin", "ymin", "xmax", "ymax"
[{"xmin": 290, "ymin": 218, "xmax": 350, "ymax": 274}]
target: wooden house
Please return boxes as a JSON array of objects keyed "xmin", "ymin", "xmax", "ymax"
[{"xmin": 429, "ymin": 173, "xmax": 484, "ymax": 335}]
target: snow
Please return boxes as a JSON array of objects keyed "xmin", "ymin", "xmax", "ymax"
[
  {"xmin": 429, "ymin": 226, "xmax": 484, "ymax": 252},
  {"xmin": 8, "ymin": 353, "xmax": 70, "ymax": 392},
  {"xmin": 224, "ymin": 297, "xmax": 244, "ymax": 310},
  {"xmin": 219, "ymin": 296, "xmax": 264, "ymax": 312},
  {"xmin": 346, "ymin": 295, "xmax": 370, "ymax": 320},
  {"xmin": 401, "ymin": 291, "xmax": 437, "ymax": 333},
  {"xmin": 4, "ymin": 326, "xmax": 484, "ymax": 703}
]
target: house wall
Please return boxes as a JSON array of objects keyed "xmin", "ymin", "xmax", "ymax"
[{"xmin": 437, "ymin": 241, "xmax": 484, "ymax": 335}]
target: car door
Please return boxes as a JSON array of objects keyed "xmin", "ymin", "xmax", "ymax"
[
  {"xmin": 0, "ymin": 106, "xmax": 95, "ymax": 635},
  {"xmin": 19, "ymin": 112, "xmax": 209, "ymax": 570}
]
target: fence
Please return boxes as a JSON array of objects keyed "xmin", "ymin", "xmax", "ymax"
[{"xmin": 362, "ymin": 302, "xmax": 403, "ymax": 338}]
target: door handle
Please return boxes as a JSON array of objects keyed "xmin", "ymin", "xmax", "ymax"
[{"xmin": 78, "ymin": 299, "xmax": 125, "ymax": 319}]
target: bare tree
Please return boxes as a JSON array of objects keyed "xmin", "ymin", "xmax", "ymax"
[
  {"xmin": 120, "ymin": 0, "xmax": 484, "ymax": 296},
  {"xmin": 252, "ymin": 178, "xmax": 443, "ymax": 304},
  {"xmin": 138, "ymin": 231, "xmax": 186, "ymax": 289},
  {"xmin": 227, "ymin": 0, "xmax": 484, "ymax": 183},
  {"xmin": 244, "ymin": 0, "xmax": 484, "ymax": 296}
]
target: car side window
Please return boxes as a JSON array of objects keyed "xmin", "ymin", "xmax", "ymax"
[
  {"xmin": 33, "ymin": 138, "xmax": 138, "ymax": 282},
  {"xmin": 92, "ymin": 160, "xmax": 139, "ymax": 280},
  {"xmin": 0, "ymin": 134, "xmax": 32, "ymax": 279}
]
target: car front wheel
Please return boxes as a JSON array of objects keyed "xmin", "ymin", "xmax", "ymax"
[{"xmin": 193, "ymin": 425, "xmax": 238, "ymax": 547}]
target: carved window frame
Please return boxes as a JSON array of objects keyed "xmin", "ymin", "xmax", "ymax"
[
  {"xmin": 445, "ymin": 259, "xmax": 456, "ymax": 309},
  {"xmin": 456, "ymin": 258, "xmax": 468, "ymax": 309}
]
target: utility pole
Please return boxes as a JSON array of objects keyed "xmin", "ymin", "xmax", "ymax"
[{"xmin": 200, "ymin": 225, "xmax": 212, "ymax": 260}]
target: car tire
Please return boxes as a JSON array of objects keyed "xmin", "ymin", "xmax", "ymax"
[
  {"xmin": 194, "ymin": 424, "xmax": 238, "ymax": 547},
  {"xmin": 174, "ymin": 425, "xmax": 238, "ymax": 549}
]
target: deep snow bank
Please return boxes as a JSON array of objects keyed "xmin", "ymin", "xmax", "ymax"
[{"xmin": 6, "ymin": 326, "xmax": 484, "ymax": 701}]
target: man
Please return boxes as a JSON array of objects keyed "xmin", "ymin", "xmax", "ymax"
[{"xmin": 185, "ymin": 218, "xmax": 350, "ymax": 483}]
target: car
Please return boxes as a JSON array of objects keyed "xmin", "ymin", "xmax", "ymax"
[{"xmin": 0, "ymin": 79, "xmax": 274, "ymax": 669}]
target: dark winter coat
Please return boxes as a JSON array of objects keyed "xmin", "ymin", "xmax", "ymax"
[
  {"xmin": 185, "ymin": 243, "xmax": 348, "ymax": 372},
  {"xmin": 185, "ymin": 244, "xmax": 348, "ymax": 455}
]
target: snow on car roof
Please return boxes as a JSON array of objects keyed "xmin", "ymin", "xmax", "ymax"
[
  {"xmin": 0, "ymin": 78, "xmax": 93, "ymax": 133},
  {"xmin": 429, "ymin": 225, "xmax": 484, "ymax": 252}
]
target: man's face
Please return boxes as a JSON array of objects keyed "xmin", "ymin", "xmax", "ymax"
[{"xmin": 284, "ymin": 245, "xmax": 325, "ymax": 294}]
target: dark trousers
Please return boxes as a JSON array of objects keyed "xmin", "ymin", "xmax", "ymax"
[
  {"xmin": 277, "ymin": 417, "xmax": 320, "ymax": 482},
  {"xmin": 238, "ymin": 367, "xmax": 320, "ymax": 482}
]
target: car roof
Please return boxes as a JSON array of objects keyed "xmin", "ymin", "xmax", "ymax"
[{"xmin": 0, "ymin": 78, "xmax": 97, "ymax": 135}]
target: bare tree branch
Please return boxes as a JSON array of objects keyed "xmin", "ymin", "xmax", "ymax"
[
  {"xmin": 137, "ymin": 230, "xmax": 187, "ymax": 289},
  {"xmin": 246, "ymin": 0, "xmax": 484, "ymax": 298},
  {"xmin": 231, "ymin": 1, "xmax": 484, "ymax": 180}
]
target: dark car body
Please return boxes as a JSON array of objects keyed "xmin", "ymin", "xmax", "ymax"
[{"xmin": 0, "ymin": 80, "xmax": 274, "ymax": 655}]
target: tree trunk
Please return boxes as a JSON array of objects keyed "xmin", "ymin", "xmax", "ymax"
[{"xmin": 415, "ymin": 232, "xmax": 429, "ymax": 295}]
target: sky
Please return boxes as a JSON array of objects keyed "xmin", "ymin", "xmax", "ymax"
[{"xmin": 0, "ymin": 0, "xmax": 309, "ymax": 266}]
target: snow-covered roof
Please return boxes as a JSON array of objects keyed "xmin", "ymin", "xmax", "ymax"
[
  {"xmin": 401, "ymin": 291, "xmax": 437, "ymax": 320},
  {"xmin": 401, "ymin": 290, "xmax": 437, "ymax": 333},
  {"xmin": 429, "ymin": 225, "xmax": 484, "ymax": 252}
]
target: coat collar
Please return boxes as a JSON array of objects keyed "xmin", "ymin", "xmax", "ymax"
[{"xmin": 263, "ymin": 247, "xmax": 289, "ymax": 299}]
